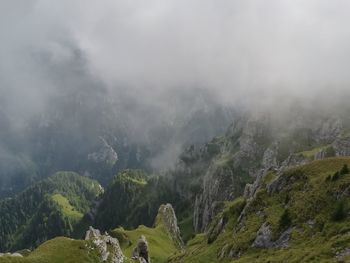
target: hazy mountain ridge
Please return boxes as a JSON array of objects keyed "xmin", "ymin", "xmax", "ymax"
[{"xmin": 2, "ymin": 109, "xmax": 350, "ymax": 262}]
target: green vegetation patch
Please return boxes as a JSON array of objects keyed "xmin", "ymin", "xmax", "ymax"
[
  {"xmin": 0, "ymin": 237, "xmax": 101, "ymax": 263},
  {"xmin": 51, "ymin": 194, "xmax": 83, "ymax": 221},
  {"xmin": 111, "ymin": 224, "xmax": 178, "ymax": 263}
]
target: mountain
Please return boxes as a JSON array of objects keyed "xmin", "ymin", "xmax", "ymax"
[
  {"xmin": 166, "ymin": 109, "xmax": 350, "ymax": 237},
  {"xmin": 2, "ymin": 108, "xmax": 350, "ymax": 262},
  {"xmin": 2, "ymin": 158, "xmax": 350, "ymax": 262},
  {"xmin": 0, "ymin": 171, "xmax": 102, "ymax": 251},
  {"xmin": 169, "ymin": 157, "xmax": 350, "ymax": 262}
]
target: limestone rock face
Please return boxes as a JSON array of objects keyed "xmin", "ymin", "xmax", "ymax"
[
  {"xmin": 85, "ymin": 226, "xmax": 124, "ymax": 263},
  {"xmin": 155, "ymin": 204, "xmax": 184, "ymax": 249},
  {"xmin": 194, "ymin": 165, "xmax": 242, "ymax": 233},
  {"xmin": 193, "ymin": 118, "xmax": 272, "ymax": 233}
]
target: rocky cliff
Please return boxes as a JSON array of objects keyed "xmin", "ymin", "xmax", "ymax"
[{"xmin": 171, "ymin": 112, "xmax": 350, "ymax": 235}]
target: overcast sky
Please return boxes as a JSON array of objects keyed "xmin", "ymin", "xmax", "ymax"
[{"xmin": 1, "ymin": 0, "xmax": 350, "ymax": 117}]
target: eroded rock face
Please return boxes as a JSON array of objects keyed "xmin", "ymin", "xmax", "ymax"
[
  {"xmin": 194, "ymin": 165, "xmax": 242, "ymax": 233},
  {"xmin": 193, "ymin": 118, "xmax": 272, "ymax": 233},
  {"xmin": 156, "ymin": 204, "xmax": 184, "ymax": 249},
  {"xmin": 85, "ymin": 226, "xmax": 124, "ymax": 263}
]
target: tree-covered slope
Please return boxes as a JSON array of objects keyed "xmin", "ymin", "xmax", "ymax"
[
  {"xmin": 93, "ymin": 170, "xmax": 184, "ymax": 231},
  {"xmin": 0, "ymin": 172, "xmax": 102, "ymax": 251},
  {"xmin": 169, "ymin": 157, "xmax": 350, "ymax": 262}
]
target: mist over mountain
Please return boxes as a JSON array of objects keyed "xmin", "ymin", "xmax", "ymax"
[{"xmin": 2, "ymin": 1, "xmax": 350, "ymax": 262}]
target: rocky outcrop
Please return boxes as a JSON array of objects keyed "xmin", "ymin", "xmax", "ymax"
[
  {"xmin": 335, "ymin": 247, "xmax": 350, "ymax": 261},
  {"xmin": 261, "ymin": 143, "xmax": 279, "ymax": 170},
  {"xmin": 268, "ymin": 169, "xmax": 307, "ymax": 194},
  {"xmin": 88, "ymin": 137, "xmax": 118, "ymax": 166},
  {"xmin": 243, "ymin": 169, "xmax": 268, "ymax": 200},
  {"xmin": 155, "ymin": 204, "xmax": 184, "ymax": 249},
  {"xmin": 279, "ymin": 154, "xmax": 308, "ymax": 171},
  {"xmin": 85, "ymin": 226, "xmax": 124, "ymax": 263},
  {"xmin": 132, "ymin": 235, "xmax": 150, "ymax": 263},
  {"xmin": 333, "ymin": 136, "xmax": 350, "ymax": 157},
  {"xmin": 252, "ymin": 223, "xmax": 292, "ymax": 249},
  {"xmin": 193, "ymin": 118, "xmax": 272, "ymax": 233},
  {"xmin": 312, "ymin": 117, "xmax": 343, "ymax": 143}
]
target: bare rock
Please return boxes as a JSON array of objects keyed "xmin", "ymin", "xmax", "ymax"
[
  {"xmin": 85, "ymin": 226, "xmax": 124, "ymax": 263},
  {"xmin": 155, "ymin": 204, "xmax": 184, "ymax": 249},
  {"xmin": 252, "ymin": 223, "xmax": 273, "ymax": 248},
  {"xmin": 132, "ymin": 235, "xmax": 150, "ymax": 263},
  {"xmin": 252, "ymin": 223, "xmax": 292, "ymax": 249}
]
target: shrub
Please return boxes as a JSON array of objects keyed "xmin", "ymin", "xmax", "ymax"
[
  {"xmin": 332, "ymin": 201, "xmax": 347, "ymax": 221},
  {"xmin": 279, "ymin": 209, "xmax": 292, "ymax": 231},
  {"xmin": 340, "ymin": 164, "xmax": 350, "ymax": 175},
  {"xmin": 332, "ymin": 171, "xmax": 341, "ymax": 181}
]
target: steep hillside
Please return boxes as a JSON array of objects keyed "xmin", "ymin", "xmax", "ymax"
[
  {"xmin": 169, "ymin": 157, "xmax": 350, "ymax": 262},
  {"xmin": 110, "ymin": 204, "xmax": 183, "ymax": 263},
  {"xmin": 0, "ymin": 172, "xmax": 102, "ymax": 251},
  {"xmin": 169, "ymin": 112, "xmax": 350, "ymax": 235},
  {"xmin": 93, "ymin": 170, "xmax": 185, "ymax": 232}
]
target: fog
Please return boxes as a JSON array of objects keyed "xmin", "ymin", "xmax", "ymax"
[
  {"xmin": 2, "ymin": 1, "xmax": 350, "ymax": 112},
  {"xmin": 1, "ymin": 0, "xmax": 350, "ymax": 194}
]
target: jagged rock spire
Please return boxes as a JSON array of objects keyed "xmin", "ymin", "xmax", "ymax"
[{"xmin": 155, "ymin": 204, "xmax": 184, "ymax": 249}]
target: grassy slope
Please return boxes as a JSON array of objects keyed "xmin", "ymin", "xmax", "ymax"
[
  {"xmin": 170, "ymin": 157, "xmax": 350, "ymax": 263},
  {"xmin": 51, "ymin": 194, "xmax": 83, "ymax": 221},
  {"xmin": 0, "ymin": 237, "xmax": 101, "ymax": 263},
  {"xmin": 111, "ymin": 224, "xmax": 178, "ymax": 263}
]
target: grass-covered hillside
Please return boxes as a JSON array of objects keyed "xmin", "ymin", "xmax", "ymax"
[
  {"xmin": 170, "ymin": 157, "xmax": 350, "ymax": 262},
  {"xmin": 0, "ymin": 172, "xmax": 102, "ymax": 252},
  {"xmin": 110, "ymin": 213, "xmax": 180, "ymax": 263},
  {"xmin": 0, "ymin": 237, "xmax": 102, "ymax": 263}
]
